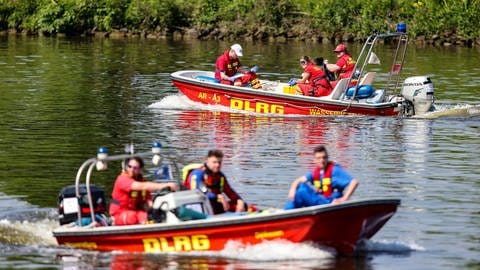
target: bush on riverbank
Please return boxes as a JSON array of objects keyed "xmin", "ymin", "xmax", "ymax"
[{"xmin": 1, "ymin": 0, "xmax": 479, "ymax": 45}]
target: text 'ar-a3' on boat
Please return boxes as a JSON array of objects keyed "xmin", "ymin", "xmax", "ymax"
[
  {"xmin": 171, "ymin": 23, "xmax": 434, "ymax": 117},
  {"xmin": 53, "ymin": 142, "xmax": 401, "ymax": 255}
]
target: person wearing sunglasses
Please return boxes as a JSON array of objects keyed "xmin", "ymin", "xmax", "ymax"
[
  {"xmin": 289, "ymin": 56, "xmax": 333, "ymax": 97},
  {"xmin": 284, "ymin": 145, "xmax": 358, "ymax": 210},
  {"xmin": 109, "ymin": 156, "xmax": 178, "ymax": 225},
  {"xmin": 185, "ymin": 149, "xmax": 246, "ymax": 214}
]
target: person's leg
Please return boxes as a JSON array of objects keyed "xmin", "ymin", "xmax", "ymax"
[
  {"xmin": 297, "ymin": 84, "xmax": 313, "ymax": 96},
  {"xmin": 296, "ymin": 182, "xmax": 330, "ymax": 206},
  {"xmin": 220, "ymin": 80, "xmax": 233, "ymax": 85},
  {"xmin": 136, "ymin": 210, "xmax": 148, "ymax": 224},
  {"xmin": 114, "ymin": 210, "xmax": 138, "ymax": 225},
  {"xmin": 314, "ymin": 86, "xmax": 332, "ymax": 97},
  {"xmin": 284, "ymin": 182, "xmax": 312, "ymax": 209},
  {"xmin": 284, "ymin": 182, "xmax": 331, "ymax": 210},
  {"xmin": 284, "ymin": 200, "xmax": 296, "ymax": 210}
]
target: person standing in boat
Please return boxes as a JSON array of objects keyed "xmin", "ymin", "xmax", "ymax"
[
  {"xmin": 290, "ymin": 56, "xmax": 332, "ymax": 97},
  {"xmin": 284, "ymin": 146, "xmax": 359, "ymax": 209},
  {"xmin": 185, "ymin": 149, "xmax": 246, "ymax": 214},
  {"xmin": 109, "ymin": 156, "xmax": 178, "ymax": 225},
  {"xmin": 326, "ymin": 44, "xmax": 356, "ymax": 83},
  {"xmin": 215, "ymin": 44, "xmax": 243, "ymax": 85}
]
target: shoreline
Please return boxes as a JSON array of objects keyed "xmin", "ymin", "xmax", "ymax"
[{"xmin": 2, "ymin": 28, "xmax": 479, "ymax": 48}]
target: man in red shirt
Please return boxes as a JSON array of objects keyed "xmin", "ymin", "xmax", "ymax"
[
  {"xmin": 215, "ymin": 44, "xmax": 243, "ymax": 85},
  {"xmin": 327, "ymin": 44, "xmax": 356, "ymax": 81},
  {"xmin": 109, "ymin": 156, "xmax": 178, "ymax": 225}
]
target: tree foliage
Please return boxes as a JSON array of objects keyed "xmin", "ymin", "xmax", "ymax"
[{"xmin": 0, "ymin": 0, "xmax": 478, "ymax": 38}]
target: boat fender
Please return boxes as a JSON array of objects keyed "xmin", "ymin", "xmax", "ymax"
[
  {"xmin": 195, "ymin": 75, "xmax": 220, "ymax": 83},
  {"xmin": 345, "ymin": 85, "xmax": 375, "ymax": 99}
]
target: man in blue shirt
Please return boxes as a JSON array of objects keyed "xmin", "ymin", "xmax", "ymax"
[
  {"xmin": 186, "ymin": 149, "xmax": 246, "ymax": 214},
  {"xmin": 285, "ymin": 145, "xmax": 359, "ymax": 209}
]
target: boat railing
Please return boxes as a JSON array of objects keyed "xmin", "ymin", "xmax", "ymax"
[
  {"xmin": 73, "ymin": 143, "xmax": 182, "ymax": 226},
  {"xmin": 345, "ymin": 31, "xmax": 409, "ymax": 101}
]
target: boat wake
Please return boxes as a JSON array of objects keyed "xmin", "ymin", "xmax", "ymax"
[
  {"xmin": 0, "ymin": 194, "xmax": 58, "ymax": 247},
  {"xmin": 148, "ymin": 94, "xmax": 239, "ymax": 114},
  {"xmin": 217, "ymin": 240, "xmax": 336, "ymax": 261},
  {"xmin": 150, "ymin": 95, "xmax": 480, "ymax": 119},
  {"xmin": 0, "ymin": 216, "xmax": 58, "ymax": 246},
  {"xmin": 416, "ymin": 103, "xmax": 480, "ymax": 119},
  {"xmin": 356, "ymin": 239, "xmax": 425, "ymax": 254}
]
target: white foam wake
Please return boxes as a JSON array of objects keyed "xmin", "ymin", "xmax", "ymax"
[
  {"xmin": 357, "ymin": 239, "xmax": 425, "ymax": 253},
  {"xmin": 218, "ymin": 240, "xmax": 335, "ymax": 261},
  {"xmin": 418, "ymin": 103, "xmax": 480, "ymax": 118},
  {"xmin": 179, "ymin": 239, "xmax": 335, "ymax": 262},
  {"xmin": 0, "ymin": 218, "xmax": 58, "ymax": 246},
  {"xmin": 148, "ymin": 94, "xmax": 238, "ymax": 113}
]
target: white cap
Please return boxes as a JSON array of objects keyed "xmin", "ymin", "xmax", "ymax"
[{"xmin": 230, "ymin": 44, "xmax": 243, "ymax": 57}]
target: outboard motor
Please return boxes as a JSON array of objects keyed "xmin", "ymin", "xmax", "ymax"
[
  {"xmin": 58, "ymin": 184, "xmax": 107, "ymax": 225},
  {"xmin": 401, "ymin": 76, "xmax": 434, "ymax": 115}
]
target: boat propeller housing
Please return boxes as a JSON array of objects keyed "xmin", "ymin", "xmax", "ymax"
[{"xmin": 401, "ymin": 76, "xmax": 435, "ymax": 115}]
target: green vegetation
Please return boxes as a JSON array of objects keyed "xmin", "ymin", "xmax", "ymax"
[{"xmin": 1, "ymin": 0, "xmax": 479, "ymax": 42}]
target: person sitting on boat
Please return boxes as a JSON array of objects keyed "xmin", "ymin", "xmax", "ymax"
[
  {"xmin": 109, "ymin": 156, "xmax": 178, "ymax": 225},
  {"xmin": 289, "ymin": 56, "xmax": 332, "ymax": 97},
  {"xmin": 184, "ymin": 149, "xmax": 246, "ymax": 214},
  {"xmin": 326, "ymin": 44, "xmax": 356, "ymax": 87},
  {"xmin": 314, "ymin": 57, "xmax": 335, "ymax": 82},
  {"xmin": 215, "ymin": 44, "xmax": 243, "ymax": 85},
  {"xmin": 284, "ymin": 145, "xmax": 359, "ymax": 210}
]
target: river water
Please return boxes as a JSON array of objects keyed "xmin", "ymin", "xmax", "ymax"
[{"xmin": 0, "ymin": 35, "xmax": 479, "ymax": 269}]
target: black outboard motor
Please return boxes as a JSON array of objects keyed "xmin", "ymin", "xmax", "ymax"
[{"xmin": 58, "ymin": 184, "xmax": 107, "ymax": 225}]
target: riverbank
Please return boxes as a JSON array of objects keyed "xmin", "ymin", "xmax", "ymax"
[
  {"xmin": 2, "ymin": 27, "xmax": 479, "ymax": 48},
  {"xmin": 1, "ymin": 0, "xmax": 479, "ymax": 48}
]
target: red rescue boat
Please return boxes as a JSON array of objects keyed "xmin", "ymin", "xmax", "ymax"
[
  {"xmin": 171, "ymin": 31, "xmax": 435, "ymax": 117},
  {"xmin": 53, "ymin": 144, "xmax": 400, "ymax": 255}
]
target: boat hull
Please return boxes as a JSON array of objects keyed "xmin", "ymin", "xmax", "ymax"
[
  {"xmin": 54, "ymin": 199, "xmax": 400, "ymax": 255},
  {"xmin": 170, "ymin": 71, "xmax": 399, "ymax": 117}
]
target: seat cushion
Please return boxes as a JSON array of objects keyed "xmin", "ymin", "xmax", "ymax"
[{"xmin": 195, "ymin": 75, "xmax": 220, "ymax": 83}]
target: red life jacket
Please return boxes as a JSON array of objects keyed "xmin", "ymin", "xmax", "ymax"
[
  {"xmin": 337, "ymin": 53, "xmax": 356, "ymax": 79},
  {"xmin": 305, "ymin": 63, "xmax": 332, "ymax": 96},
  {"xmin": 215, "ymin": 50, "xmax": 241, "ymax": 80},
  {"xmin": 312, "ymin": 162, "xmax": 335, "ymax": 198},
  {"xmin": 110, "ymin": 172, "xmax": 149, "ymax": 212},
  {"xmin": 238, "ymin": 71, "xmax": 262, "ymax": 89},
  {"xmin": 127, "ymin": 188, "xmax": 148, "ymax": 210}
]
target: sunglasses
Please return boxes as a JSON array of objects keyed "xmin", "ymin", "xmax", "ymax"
[{"xmin": 128, "ymin": 165, "xmax": 141, "ymax": 170}]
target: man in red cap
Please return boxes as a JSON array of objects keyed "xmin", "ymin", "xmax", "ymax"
[
  {"xmin": 326, "ymin": 44, "xmax": 356, "ymax": 81},
  {"xmin": 215, "ymin": 44, "xmax": 243, "ymax": 85}
]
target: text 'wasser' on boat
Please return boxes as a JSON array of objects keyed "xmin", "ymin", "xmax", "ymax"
[
  {"xmin": 53, "ymin": 143, "xmax": 401, "ymax": 255},
  {"xmin": 171, "ymin": 23, "xmax": 434, "ymax": 117}
]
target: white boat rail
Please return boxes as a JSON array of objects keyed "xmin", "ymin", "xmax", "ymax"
[{"xmin": 72, "ymin": 142, "xmax": 182, "ymax": 225}]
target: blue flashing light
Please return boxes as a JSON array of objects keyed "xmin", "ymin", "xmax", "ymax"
[
  {"xmin": 97, "ymin": 147, "xmax": 108, "ymax": 154},
  {"xmin": 152, "ymin": 141, "xmax": 162, "ymax": 148}
]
